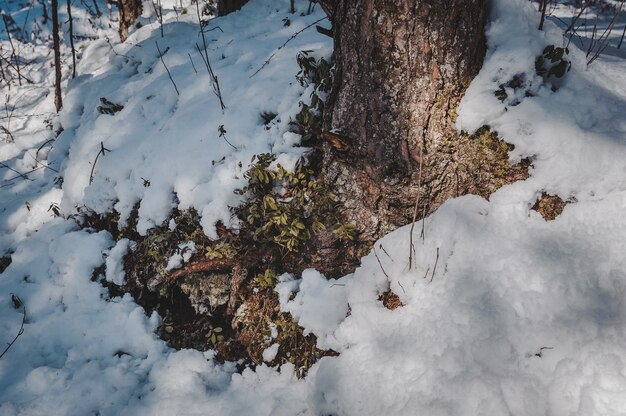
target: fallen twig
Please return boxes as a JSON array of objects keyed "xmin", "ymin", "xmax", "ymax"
[{"xmin": 165, "ymin": 258, "xmax": 234, "ymax": 285}]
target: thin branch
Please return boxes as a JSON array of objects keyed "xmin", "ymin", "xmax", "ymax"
[
  {"xmin": 195, "ymin": 1, "xmax": 225, "ymax": 111},
  {"xmin": 379, "ymin": 243, "xmax": 393, "ymax": 260},
  {"xmin": 155, "ymin": 41, "xmax": 179, "ymax": 95},
  {"xmin": 188, "ymin": 52, "xmax": 197, "ymax": 73},
  {"xmin": 373, "ymin": 247, "xmax": 390, "ymax": 280},
  {"xmin": 151, "ymin": 0, "xmax": 164, "ymax": 38},
  {"xmin": 0, "ymin": 125, "xmax": 14, "ymax": 142},
  {"xmin": 538, "ymin": 0, "xmax": 548, "ymax": 31},
  {"xmin": 587, "ymin": 16, "xmax": 598, "ymax": 57},
  {"xmin": 66, "ymin": 0, "xmax": 77, "ymax": 78},
  {"xmin": 92, "ymin": 0, "xmax": 101, "ymax": 16},
  {"xmin": 0, "ymin": 295, "xmax": 25, "ymax": 360},
  {"xmin": 250, "ymin": 17, "xmax": 328, "ymax": 77},
  {"xmin": 618, "ymin": 24, "xmax": 626, "ymax": 49},
  {"xmin": 201, "ymin": 25, "xmax": 223, "ymax": 34},
  {"xmin": 79, "ymin": 0, "xmax": 99, "ymax": 17},
  {"xmin": 1, "ymin": 166, "xmax": 45, "ymax": 186},
  {"xmin": 429, "ymin": 247, "xmax": 439, "ymax": 283},
  {"xmin": 194, "ymin": 43, "xmax": 225, "ymax": 111},
  {"xmin": 2, "ymin": 13, "xmax": 22, "ymax": 85},
  {"xmin": 565, "ymin": 3, "xmax": 589, "ymax": 33},
  {"xmin": 408, "ymin": 144, "xmax": 424, "ymax": 269},
  {"xmin": 0, "ymin": 161, "xmax": 30, "ymax": 180},
  {"xmin": 27, "ymin": 148, "xmax": 59, "ymax": 173},
  {"xmin": 35, "ymin": 138, "xmax": 56, "ymax": 160},
  {"xmin": 587, "ymin": 3, "xmax": 623, "ymax": 65},
  {"xmin": 89, "ymin": 141, "xmax": 110, "ymax": 184},
  {"xmin": 0, "ymin": 51, "xmax": 33, "ymax": 85}
]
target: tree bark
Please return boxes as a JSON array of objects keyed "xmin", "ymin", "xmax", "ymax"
[
  {"xmin": 218, "ymin": 0, "xmax": 249, "ymax": 16},
  {"xmin": 118, "ymin": 0, "xmax": 143, "ymax": 41},
  {"xmin": 321, "ymin": 0, "xmax": 492, "ymax": 243},
  {"xmin": 51, "ymin": 0, "xmax": 62, "ymax": 112}
]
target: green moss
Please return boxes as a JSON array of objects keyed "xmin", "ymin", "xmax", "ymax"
[
  {"xmin": 532, "ymin": 193, "xmax": 567, "ymax": 221},
  {"xmin": 468, "ymin": 126, "xmax": 531, "ymax": 188}
]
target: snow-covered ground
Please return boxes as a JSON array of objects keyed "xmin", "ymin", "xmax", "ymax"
[{"xmin": 2, "ymin": 0, "xmax": 626, "ymax": 414}]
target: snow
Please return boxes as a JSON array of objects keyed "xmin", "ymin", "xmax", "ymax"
[
  {"xmin": 54, "ymin": 1, "xmax": 329, "ymax": 238},
  {"xmin": 276, "ymin": 269, "xmax": 350, "ymax": 347},
  {"xmin": 165, "ymin": 241, "xmax": 196, "ymax": 271},
  {"xmin": 262, "ymin": 343, "xmax": 279, "ymax": 363},
  {"xmin": 105, "ymin": 238, "xmax": 133, "ymax": 285},
  {"xmin": 2, "ymin": 0, "xmax": 626, "ymax": 414}
]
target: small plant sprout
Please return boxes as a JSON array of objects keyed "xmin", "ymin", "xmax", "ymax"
[
  {"xmin": 254, "ymin": 269, "xmax": 276, "ymax": 288},
  {"xmin": 218, "ymin": 125, "xmax": 238, "ymax": 150},
  {"xmin": 207, "ymin": 326, "xmax": 224, "ymax": 346}
]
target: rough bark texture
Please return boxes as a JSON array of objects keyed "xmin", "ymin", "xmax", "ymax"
[
  {"xmin": 51, "ymin": 0, "xmax": 62, "ymax": 112},
  {"xmin": 322, "ymin": 0, "xmax": 492, "ymax": 243},
  {"xmin": 218, "ymin": 0, "xmax": 249, "ymax": 16},
  {"xmin": 118, "ymin": 0, "xmax": 143, "ymax": 42}
]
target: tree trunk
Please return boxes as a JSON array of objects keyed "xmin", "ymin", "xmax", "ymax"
[
  {"xmin": 118, "ymin": 0, "xmax": 143, "ymax": 41},
  {"xmin": 51, "ymin": 0, "xmax": 62, "ymax": 112},
  {"xmin": 218, "ymin": 0, "xmax": 249, "ymax": 16},
  {"xmin": 320, "ymin": 0, "xmax": 493, "ymax": 243}
]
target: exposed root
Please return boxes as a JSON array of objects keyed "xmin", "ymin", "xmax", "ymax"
[{"xmin": 165, "ymin": 258, "xmax": 235, "ymax": 285}]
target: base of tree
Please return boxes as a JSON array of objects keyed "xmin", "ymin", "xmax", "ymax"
[
  {"xmin": 324, "ymin": 126, "xmax": 532, "ymax": 244},
  {"xmin": 83, "ymin": 123, "xmax": 529, "ymax": 373}
]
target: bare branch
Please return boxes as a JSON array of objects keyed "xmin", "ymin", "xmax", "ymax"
[
  {"xmin": 250, "ymin": 17, "xmax": 328, "ymax": 78},
  {"xmin": 155, "ymin": 41, "xmax": 179, "ymax": 95},
  {"xmin": 0, "ymin": 294, "xmax": 26, "ymax": 360}
]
